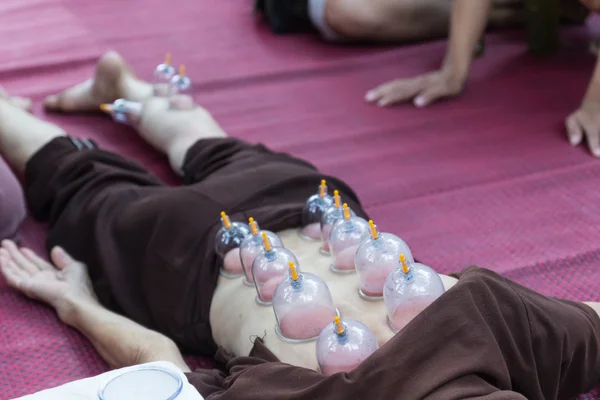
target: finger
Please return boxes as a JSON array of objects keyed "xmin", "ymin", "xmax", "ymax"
[
  {"xmin": 50, "ymin": 246, "xmax": 76, "ymax": 270},
  {"xmin": 21, "ymin": 248, "xmax": 54, "ymax": 271},
  {"xmin": 6, "ymin": 260, "xmax": 34, "ymax": 296},
  {"xmin": 0, "ymin": 248, "xmax": 10, "ymax": 263},
  {"xmin": 577, "ymin": 115, "xmax": 600, "ymax": 157},
  {"xmin": 565, "ymin": 116, "xmax": 583, "ymax": 146},
  {"xmin": 365, "ymin": 84, "xmax": 387, "ymax": 103},
  {"xmin": 0, "ymin": 257, "xmax": 28, "ymax": 291},
  {"xmin": 0, "ymin": 249, "xmax": 15, "ymax": 279},
  {"xmin": 0, "ymin": 261, "xmax": 22, "ymax": 289},
  {"xmin": 1, "ymin": 240, "xmax": 38, "ymax": 276},
  {"xmin": 365, "ymin": 79, "xmax": 422, "ymax": 107},
  {"xmin": 414, "ymin": 84, "xmax": 449, "ymax": 108},
  {"xmin": 586, "ymin": 131, "xmax": 600, "ymax": 157}
]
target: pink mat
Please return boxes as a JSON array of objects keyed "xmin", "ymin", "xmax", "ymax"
[{"xmin": 2, "ymin": 0, "xmax": 600, "ymax": 398}]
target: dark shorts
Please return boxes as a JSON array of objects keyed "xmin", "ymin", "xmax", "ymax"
[{"xmin": 24, "ymin": 136, "xmax": 367, "ymax": 355}]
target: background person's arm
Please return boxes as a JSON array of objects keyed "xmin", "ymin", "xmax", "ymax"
[
  {"xmin": 565, "ymin": 1, "xmax": 600, "ymax": 157},
  {"xmin": 365, "ymin": 0, "xmax": 492, "ymax": 107}
]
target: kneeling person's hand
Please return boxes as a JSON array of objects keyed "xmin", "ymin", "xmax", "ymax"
[
  {"xmin": 365, "ymin": 67, "xmax": 466, "ymax": 108},
  {"xmin": 566, "ymin": 101, "xmax": 600, "ymax": 157}
]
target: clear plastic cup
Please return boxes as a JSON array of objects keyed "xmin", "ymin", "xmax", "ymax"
[
  {"xmin": 98, "ymin": 366, "xmax": 183, "ymax": 400},
  {"xmin": 384, "ymin": 258, "xmax": 445, "ymax": 333},
  {"xmin": 299, "ymin": 180, "xmax": 333, "ymax": 241},
  {"xmin": 320, "ymin": 198, "xmax": 355, "ymax": 255},
  {"xmin": 153, "ymin": 54, "xmax": 176, "ymax": 97},
  {"xmin": 316, "ymin": 318, "xmax": 378, "ymax": 376},
  {"xmin": 215, "ymin": 212, "xmax": 251, "ymax": 278},
  {"xmin": 273, "ymin": 268, "xmax": 337, "ymax": 342},
  {"xmin": 252, "ymin": 246, "xmax": 299, "ymax": 305},
  {"xmin": 240, "ymin": 218, "xmax": 283, "ymax": 286},
  {"xmin": 355, "ymin": 221, "xmax": 413, "ymax": 300},
  {"xmin": 329, "ymin": 211, "xmax": 370, "ymax": 273}
]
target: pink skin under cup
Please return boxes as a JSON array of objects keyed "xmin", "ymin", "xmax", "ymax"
[
  {"xmin": 273, "ymin": 264, "xmax": 337, "ymax": 342},
  {"xmin": 383, "ymin": 255, "xmax": 446, "ymax": 333},
  {"xmin": 240, "ymin": 217, "xmax": 283, "ymax": 286},
  {"xmin": 355, "ymin": 220, "xmax": 414, "ymax": 300},
  {"xmin": 215, "ymin": 211, "xmax": 251, "ymax": 279},
  {"xmin": 316, "ymin": 318, "xmax": 379, "ymax": 376},
  {"xmin": 252, "ymin": 233, "xmax": 299, "ymax": 306}
]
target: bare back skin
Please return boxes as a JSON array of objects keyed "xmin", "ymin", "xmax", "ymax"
[{"xmin": 213, "ymin": 228, "xmax": 458, "ymax": 369}]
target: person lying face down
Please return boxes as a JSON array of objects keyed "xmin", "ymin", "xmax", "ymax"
[{"xmin": 1, "ymin": 52, "xmax": 600, "ymax": 400}]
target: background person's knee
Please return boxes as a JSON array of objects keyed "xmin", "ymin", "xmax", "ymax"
[
  {"xmin": 325, "ymin": 0, "xmax": 384, "ymax": 39},
  {"xmin": 0, "ymin": 158, "xmax": 25, "ymax": 240}
]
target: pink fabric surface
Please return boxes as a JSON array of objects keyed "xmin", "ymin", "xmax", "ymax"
[{"xmin": 2, "ymin": 0, "xmax": 600, "ymax": 398}]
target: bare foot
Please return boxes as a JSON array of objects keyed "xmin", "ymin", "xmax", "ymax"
[
  {"xmin": 0, "ymin": 240, "xmax": 98, "ymax": 321},
  {"xmin": 44, "ymin": 51, "xmax": 153, "ymax": 113}
]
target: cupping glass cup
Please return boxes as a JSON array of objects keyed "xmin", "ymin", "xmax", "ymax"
[{"xmin": 299, "ymin": 179, "xmax": 334, "ymax": 241}]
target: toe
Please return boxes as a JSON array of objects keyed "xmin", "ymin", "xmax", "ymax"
[{"xmin": 43, "ymin": 94, "xmax": 60, "ymax": 110}]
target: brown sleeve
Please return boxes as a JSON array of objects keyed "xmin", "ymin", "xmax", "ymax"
[
  {"xmin": 186, "ymin": 267, "xmax": 600, "ymax": 400},
  {"xmin": 185, "ymin": 368, "xmax": 227, "ymax": 397},
  {"xmin": 424, "ymin": 375, "xmax": 527, "ymax": 400},
  {"xmin": 505, "ymin": 279, "xmax": 600, "ymax": 399},
  {"xmin": 188, "ymin": 361, "xmax": 528, "ymax": 400}
]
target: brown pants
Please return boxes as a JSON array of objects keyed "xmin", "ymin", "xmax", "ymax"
[{"xmin": 24, "ymin": 136, "xmax": 366, "ymax": 355}]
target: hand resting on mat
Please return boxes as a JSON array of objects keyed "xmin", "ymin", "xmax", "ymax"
[
  {"xmin": 0, "ymin": 240, "xmax": 190, "ymax": 372},
  {"xmin": 365, "ymin": 0, "xmax": 489, "ymax": 109},
  {"xmin": 365, "ymin": 67, "xmax": 465, "ymax": 108},
  {"xmin": 566, "ymin": 100, "xmax": 600, "ymax": 157}
]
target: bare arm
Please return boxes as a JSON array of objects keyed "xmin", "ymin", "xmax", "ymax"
[
  {"xmin": 63, "ymin": 297, "xmax": 191, "ymax": 372},
  {"xmin": 366, "ymin": 0, "xmax": 492, "ymax": 107},
  {"xmin": 0, "ymin": 240, "xmax": 190, "ymax": 372},
  {"xmin": 443, "ymin": 0, "xmax": 493, "ymax": 84}
]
